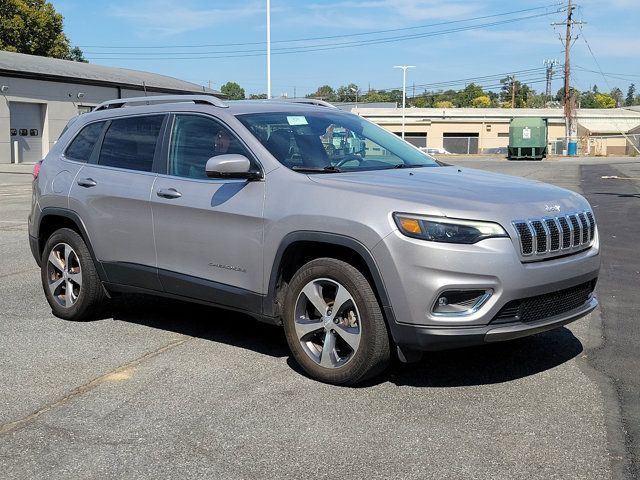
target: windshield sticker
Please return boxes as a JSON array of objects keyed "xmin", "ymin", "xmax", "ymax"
[{"xmin": 287, "ymin": 116, "xmax": 308, "ymax": 126}]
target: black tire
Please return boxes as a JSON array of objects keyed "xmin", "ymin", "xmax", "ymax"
[
  {"xmin": 40, "ymin": 228, "xmax": 105, "ymax": 321},
  {"xmin": 282, "ymin": 258, "xmax": 391, "ymax": 385}
]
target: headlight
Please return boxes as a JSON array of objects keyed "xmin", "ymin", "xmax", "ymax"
[{"xmin": 393, "ymin": 213, "xmax": 508, "ymax": 244}]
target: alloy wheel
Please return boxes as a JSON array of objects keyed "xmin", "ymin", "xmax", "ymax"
[
  {"xmin": 293, "ymin": 278, "xmax": 361, "ymax": 368},
  {"xmin": 46, "ymin": 243, "xmax": 82, "ymax": 308}
]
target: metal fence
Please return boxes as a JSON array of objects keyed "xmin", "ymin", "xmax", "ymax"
[
  {"xmin": 547, "ymin": 135, "xmax": 640, "ymax": 156},
  {"xmin": 428, "ymin": 134, "xmax": 640, "ymax": 156}
]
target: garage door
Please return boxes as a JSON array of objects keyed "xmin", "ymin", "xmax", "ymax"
[
  {"xmin": 10, "ymin": 102, "xmax": 44, "ymax": 163},
  {"xmin": 443, "ymin": 133, "xmax": 479, "ymax": 154}
]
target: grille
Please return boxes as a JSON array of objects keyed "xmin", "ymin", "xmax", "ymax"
[
  {"xmin": 512, "ymin": 211, "xmax": 595, "ymax": 260},
  {"xmin": 492, "ymin": 279, "xmax": 597, "ymax": 324}
]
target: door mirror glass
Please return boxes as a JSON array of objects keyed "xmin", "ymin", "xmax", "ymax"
[{"xmin": 205, "ymin": 154, "xmax": 259, "ymax": 179}]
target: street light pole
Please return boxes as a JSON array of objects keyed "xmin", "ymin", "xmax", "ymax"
[
  {"xmin": 351, "ymin": 86, "xmax": 359, "ymax": 111},
  {"xmin": 393, "ymin": 65, "xmax": 415, "ymax": 140},
  {"xmin": 266, "ymin": 0, "xmax": 271, "ymax": 99}
]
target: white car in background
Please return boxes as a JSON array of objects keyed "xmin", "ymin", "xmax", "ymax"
[{"xmin": 420, "ymin": 147, "xmax": 452, "ymax": 155}]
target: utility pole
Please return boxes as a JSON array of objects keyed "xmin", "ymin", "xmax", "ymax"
[
  {"xmin": 543, "ymin": 59, "xmax": 559, "ymax": 106},
  {"xmin": 552, "ymin": 0, "xmax": 583, "ymax": 152},
  {"xmin": 564, "ymin": 0, "xmax": 573, "ymax": 144},
  {"xmin": 511, "ymin": 75, "xmax": 516, "ymax": 108}
]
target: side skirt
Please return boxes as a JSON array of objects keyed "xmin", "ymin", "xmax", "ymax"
[{"xmin": 101, "ymin": 262, "xmax": 280, "ymax": 326}]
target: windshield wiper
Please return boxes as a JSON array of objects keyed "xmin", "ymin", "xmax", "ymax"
[
  {"xmin": 291, "ymin": 165, "xmax": 342, "ymax": 173},
  {"xmin": 391, "ymin": 163, "xmax": 432, "ymax": 169}
]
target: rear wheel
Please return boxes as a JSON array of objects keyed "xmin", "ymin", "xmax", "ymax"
[
  {"xmin": 41, "ymin": 228, "xmax": 105, "ymax": 320},
  {"xmin": 283, "ymin": 258, "xmax": 390, "ymax": 385}
]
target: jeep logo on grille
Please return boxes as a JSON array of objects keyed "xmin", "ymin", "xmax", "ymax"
[{"xmin": 544, "ymin": 204, "xmax": 561, "ymax": 212}]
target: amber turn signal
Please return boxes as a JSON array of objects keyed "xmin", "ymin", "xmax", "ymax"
[{"xmin": 398, "ymin": 218, "xmax": 422, "ymax": 234}]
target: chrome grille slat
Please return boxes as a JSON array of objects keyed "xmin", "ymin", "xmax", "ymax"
[
  {"xmin": 531, "ymin": 220, "xmax": 547, "ymax": 254},
  {"xmin": 578, "ymin": 212, "xmax": 589, "ymax": 244},
  {"xmin": 585, "ymin": 211, "xmax": 595, "ymax": 241},
  {"xmin": 513, "ymin": 211, "xmax": 595, "ymax": 261},
  {"xmin": 569, "ymin": 214, "xmax": 581, "ymax": 246},
  {"xmin": 545, "ymin": 218, "xmax": 561, "ymax": 251},
  {"xmin": 558, "ymin": 216, "xmax": 571, "ymax": 249}
]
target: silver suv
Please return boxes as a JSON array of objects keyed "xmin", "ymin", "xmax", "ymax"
[{"xmin": 28, "ymin": 95, "xmax": 600, "ymax": 385}]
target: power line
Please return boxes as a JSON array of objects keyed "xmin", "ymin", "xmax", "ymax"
[
  {"xmin": 85, "ymin": 11, "xmax": 565, "ymax": 60},
  {"xmin": 79, "ymin": 3, "xmax": 565, "ymax": 50},
  {"xmin": 377, "ymin": 67, "xmax": 550, "ymax": 92}
]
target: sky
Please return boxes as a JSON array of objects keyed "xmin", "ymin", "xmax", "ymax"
[{"xmin": 53, "ymin": 0, "xmax": 640, "ymax": 98}]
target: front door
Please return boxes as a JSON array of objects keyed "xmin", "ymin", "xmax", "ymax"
[{"xmin": 151, "ymin": 114, "xmax": 265, "ymax": 312}]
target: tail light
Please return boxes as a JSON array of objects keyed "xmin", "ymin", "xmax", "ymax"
[{"xmin": 32, "ymin": 161, "xmax": 42, "ymax": 179}]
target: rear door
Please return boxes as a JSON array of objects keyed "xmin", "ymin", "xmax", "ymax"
[
  {"xmin": 151, "ymin": 113, "xmax": 265, "ymax": 312},
  {"xmin": 68, "ymin": 114, "xmax": 166, "ymax": 290}
]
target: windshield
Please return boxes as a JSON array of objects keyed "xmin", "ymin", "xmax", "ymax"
[{"xmin": 237, "ymin": 111, "xmax": 439, "ymax": 172}]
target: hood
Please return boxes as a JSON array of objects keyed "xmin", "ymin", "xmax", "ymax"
[{"xmin": 308, "ymin": 165, "xmax": 590, "ymax": 222}]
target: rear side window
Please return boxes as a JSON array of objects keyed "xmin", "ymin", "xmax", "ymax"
[
  {"xmin": 65, "ymin": 122, "xmax": 105, "ymax": 162},
  {"xmin": 98, "ymin": 115, "xmax": 164, "ymax": 172}
]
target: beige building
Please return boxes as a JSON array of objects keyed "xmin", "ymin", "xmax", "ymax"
[
  {"xmin": 354, "ymin": 106, "xmax": 640, "ymax": 155},
  {"xmin": 0, "ymin": 51, "xmax": 221, "ymax": 164}
]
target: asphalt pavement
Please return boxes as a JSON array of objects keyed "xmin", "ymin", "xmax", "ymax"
[{"xmin": 0, "ymin": 157, "xmax": 638, "ymax": 479}]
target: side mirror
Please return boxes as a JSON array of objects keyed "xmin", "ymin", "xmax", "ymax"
[{"xmin": 205, "ymin": 154, "xmax": 261, "ymax": 180}]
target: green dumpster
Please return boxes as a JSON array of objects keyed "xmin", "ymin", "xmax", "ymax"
[{"xmin": 507, "ymin": 118, "xmax": 547, "ymax": 160}]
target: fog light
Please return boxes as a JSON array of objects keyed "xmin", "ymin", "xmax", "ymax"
[{"xmin": 432, "ymin": 289, "xmax": 492, "ymax": 316}]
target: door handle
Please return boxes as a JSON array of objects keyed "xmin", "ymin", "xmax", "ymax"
[
  {"xmin": 157, "ymin": 187, "xmax": 182, "ymax": 199},
  {"xmin": 77, "ymin": 178, "xmax": 97, "ymax": 188}
]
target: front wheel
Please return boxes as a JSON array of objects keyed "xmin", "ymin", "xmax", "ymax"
[
  {"xmin": 41, "ymin": 228, "xmax": 105, "ymax": 320},
  {"xmin": 282, "ymin": 258, "xmax": 390, "ymax": 385}
]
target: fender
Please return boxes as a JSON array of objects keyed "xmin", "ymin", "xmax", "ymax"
[
  {"xmin": 264, "ymin": 231, "xmax": 395, "ymax": 323},
  {"xmin": 38, "ymin": 207, "xmax": 109, "ymax": 282}
]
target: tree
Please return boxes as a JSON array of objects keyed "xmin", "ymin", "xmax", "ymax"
[
  {"xmin": 67, "ymin": 46, "xmax": 87, "ymax": 63},
  {"xmin": 610, "ymin": 88, "xmax": 623, "ymax": 107},
  {"xmin": 500, "ymin": 77, "xmax": 534, "ymax": 107},
  {"xmin": 626, "ymin": 84, "xmax": 636, "ymax": 106},
  {"xmin": 471, "ymin": 95, "xmax": 491, "ymax": 108},
  {"xmin": 594, "ymin": 93, "xmax": 616, "ymax": 108},
  {"xmin": 455, "ymin": 83, "xmax": 485, "ymax": 107},
  {"xmin": 220, "ymin": 82, "xmax": 245, "ymax": 100},
  {"xmin": 0, "ymin": 0, "xmax": 86, "ymax": 61},
  {"xmin": 336, "ymin": 83, "xmax": 360, "ymax": 102},
  {"xmin": 308, "ymin": 85, "xmax": 336, "ymax": 101},
  {"xmin": 361, "ymin": 89, "xmax": 391, "ymax": 103},
  {"xmin": 249, "ymin": 93, "xmax": 267, "ymax": 99},
  {"xmin": 434, "ymin": 100, "xmax": 453, "ymax": 108}
]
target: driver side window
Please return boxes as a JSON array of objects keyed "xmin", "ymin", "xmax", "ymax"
[{"xmin": 168, "ymin": 115, "xmax": 249, "ymax": 179}]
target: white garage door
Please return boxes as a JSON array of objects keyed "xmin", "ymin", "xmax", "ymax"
[{"xmin": 10, "ymin": 102, "xmax": 44, "ymax": 164}]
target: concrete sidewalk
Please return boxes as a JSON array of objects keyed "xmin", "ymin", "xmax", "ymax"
[{"xmin": 0, "ymin": 163, "xmax": 37, "ymax": 174}]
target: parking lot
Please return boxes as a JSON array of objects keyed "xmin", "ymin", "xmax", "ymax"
[{"xmin": 0, "ymin": 157, "xmax": 638, "ymax": 479}]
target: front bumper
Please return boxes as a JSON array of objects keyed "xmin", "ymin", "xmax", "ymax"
[
  {"xmin": 372, "ymin": 229, "xmax": 600, "ymax": 350},
  {"xmin": 387, "ymin": 297, "xmax": 597, "ymax": 351}
]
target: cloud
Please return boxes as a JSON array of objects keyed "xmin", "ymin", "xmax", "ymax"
[{"xmin": 110, "ymin": 1, "xmax": 263, "ymax": 37}]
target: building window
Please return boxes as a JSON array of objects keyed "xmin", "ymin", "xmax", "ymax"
[{"xmin": 397, "ymin": 132, "xmax": 427, "ymax": 148}]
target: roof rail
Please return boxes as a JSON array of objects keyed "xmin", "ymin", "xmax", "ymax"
[
  {"xmin": 277, "ymin": 98, "xmax": 337, "ymax": 109},
  {"xmin": 94, "ymin": 95, "xmax": 227, "ymax": 112}
]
